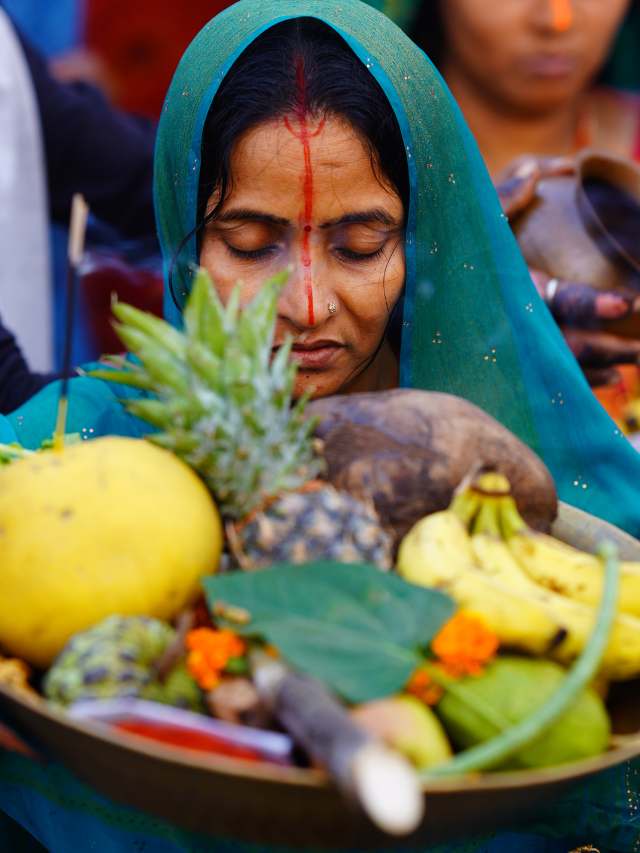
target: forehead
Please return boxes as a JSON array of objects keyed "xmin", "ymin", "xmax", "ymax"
[{"xmin": 222, "ymin": 115, "xmax": 401, "ymax": 213}]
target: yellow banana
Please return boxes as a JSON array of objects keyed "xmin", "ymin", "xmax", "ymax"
[
  {"xmin": 471, "ymin": 528, "xmax": 545, "ymax": 596},
  {"xmin": 397, "ymin": 510, "xmax": 565, "ymax": 656},
  {"xmin": 501, "ymin": 495, "xmax": 640, "ymax": 617},
  {"xmin": 434, "ymin": 571, "xmax": 567, "ymax": 656},
  {"xmin": 398, "ymin": 474, "xmax": 640, "ymax": 680},
  {"xmin": 471, "ymin": 520, "xmax": 640, "ymax": 680},
  {"xmin": 396, "ymin": 509, "xmax": 475, "ymax": 586},
  {"xmin": 552, "ymin": 605, "xmax": 640, "ymax": 681}
]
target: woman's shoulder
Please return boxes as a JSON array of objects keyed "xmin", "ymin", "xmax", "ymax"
[
  {"xmin": 588, "ymin": 87, "xmax": 640, "ymax": 161},
  {"xmin": 6, "ymin": 372, "xmax": 150, "ymax": 449}
]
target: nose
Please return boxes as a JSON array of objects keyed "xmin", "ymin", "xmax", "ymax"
[{"xmin": 276, "ymin": 258, "xmax": 337, "ymax": 330}]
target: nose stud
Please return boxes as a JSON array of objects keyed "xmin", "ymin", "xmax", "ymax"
[{"xmin": 328, "ymin": 301, "xmax": 337, "ymax": 315}]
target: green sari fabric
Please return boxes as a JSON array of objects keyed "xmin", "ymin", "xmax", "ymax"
[{"xmin": 2, "ymin": 1, "xmax": 640, "ymax": 850}]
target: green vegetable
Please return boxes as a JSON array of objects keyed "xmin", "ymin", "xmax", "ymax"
[
  {"xmin": 434, "ymin": 657, "xmax": 610, "ymax": 769},
  {"xmin": 423, "ymin": 541, "xmax": 619, "ymax": 777},
  {"xmin": 203, "ymin": 561, "xmax": 455, "ymax": 703}
]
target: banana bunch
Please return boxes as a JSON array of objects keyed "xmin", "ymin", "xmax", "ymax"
[{"xmin": 397, "ymin": 472, "xmax": 640, "ymax": 680}]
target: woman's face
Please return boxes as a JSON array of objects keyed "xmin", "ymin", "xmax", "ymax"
[
  {"xmin": 439, "ymin": 0, "xmax": 630, "ymax": 113},
  {"xmin": 199, "ymin": 115, "xmax": 405, "ymax": 399}
]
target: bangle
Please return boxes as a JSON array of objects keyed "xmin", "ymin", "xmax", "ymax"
[{"xmin": 544, "ymin": 277, "xmax": 559, "ymax": 304}]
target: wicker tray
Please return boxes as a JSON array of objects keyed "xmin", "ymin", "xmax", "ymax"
[{"xmin": 2, "ymin": 501, "xmax": 640, "ymax": 849}]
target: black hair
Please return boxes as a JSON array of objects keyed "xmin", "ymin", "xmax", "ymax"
[{"xmin": 194, "ymin": 17, "xmax": 409, "ymax": 244}]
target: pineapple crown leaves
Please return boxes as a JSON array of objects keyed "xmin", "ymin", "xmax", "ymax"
[{"xmin": 90, "ymin": 267, "xmax": 324, "ymax": 519}]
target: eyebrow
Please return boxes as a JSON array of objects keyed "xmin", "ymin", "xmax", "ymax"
[
  {"xmin": 320, "ymin": 209, "xmax": 398, "ymax": 229},
  {"xmin": 212, "ymin": 207, "xmax": 399, "ymax": 228},
  {"xmin": 213, "ymin": 209, "xmax": 290, "ymax": 227}
]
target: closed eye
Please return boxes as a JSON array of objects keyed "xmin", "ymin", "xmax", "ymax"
[
  {"xmin": 224, "ymin": 243, "xmax": 279, "ymax": 261},
  {"xmin": 334, "ymin": 246, "xmax": 386, "ymax": 262}
]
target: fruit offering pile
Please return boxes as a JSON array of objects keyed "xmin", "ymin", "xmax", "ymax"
[{"xmin": 0, "ymin": 270, "xmax": 635, "ymax": 783}]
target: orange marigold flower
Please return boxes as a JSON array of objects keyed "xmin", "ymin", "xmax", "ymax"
[
  {"xmin": 432, "ymin": 612, "xmax": 499, "ymax": 678},
  {"xmin": 185, "ymin": 628, "xmax": 247, "ymax": 690},
  {"xmin": 186, "ymin": 649, "xmax": 221, "ymax": 691},
  {"xmin": 406, "ymin": 667, "xmax": 444, "ymax": 706}
]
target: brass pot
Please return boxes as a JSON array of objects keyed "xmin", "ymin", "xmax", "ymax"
[{"xmin": 512, "ymin": 149, "xmax": 640, "ymax": 337}]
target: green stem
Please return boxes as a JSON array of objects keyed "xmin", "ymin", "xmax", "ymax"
[
  {"xmin": 498, "ymin": 494, "xmax": 528, "ymax": 539},
  {"xmin": 422, "ymin": 541, "xmax": 620, "ymax": 778},
  {"xmin": 449, "ymin": 490, "xmax": 480, "ymax": 527},
  {"xmin": 471, "ymin": 496, "xmax": 501, "ymax": 537}
]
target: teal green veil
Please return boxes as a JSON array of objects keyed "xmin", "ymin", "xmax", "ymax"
[{"xmin": 3, "ymin": 2, "xmax": 640, "ymax": 852}]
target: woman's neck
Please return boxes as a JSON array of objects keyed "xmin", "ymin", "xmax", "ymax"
[{"xmin": 443, "ymin": 60, "xmax": 584, "ymax": 179}]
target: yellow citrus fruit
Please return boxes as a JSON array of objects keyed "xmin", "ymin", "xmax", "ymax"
[{"xmin": 0, "ymin": 436, "xmax": 222, "ymax": 666}]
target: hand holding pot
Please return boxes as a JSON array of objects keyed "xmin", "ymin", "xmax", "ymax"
[
  {"xmin": 529, "ymin": 269, "xmax": 640, "ymax": 387},
  {"xmin": 497, "ymin": 152, "xmax": 640, "ymax": 387}
]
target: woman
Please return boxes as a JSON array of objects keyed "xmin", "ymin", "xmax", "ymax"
[
  {"xmin": 2, "ymin": 1, "xmax": 640, "ymax": 850},
  {"xmin": 411, "ymin": 0, "xmax": 637, "ymax": 177},
  {"xmin": 411, "ymin": 0, "xmax": 640, "ymax": 401}
]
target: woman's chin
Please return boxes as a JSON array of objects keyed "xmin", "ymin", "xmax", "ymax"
[{"xmin": 293, "ymin": 371, "xmax": 344, "ymax": 401}]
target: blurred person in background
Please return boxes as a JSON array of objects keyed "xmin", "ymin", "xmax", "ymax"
[
  {"xmin": 411, "ymin": 0, "xmax": 640, "ymax": 417},
  {"xmin": 411, "ymin": 0, "xmax": 636, "ymax": 176},
  {"xmin": 0, "ymin": 6, "xmax": 156, "ymax": 412}
]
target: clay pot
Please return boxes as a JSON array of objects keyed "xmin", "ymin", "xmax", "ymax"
[{"xmin": 511, "ymin": 149, "xmax": 640, "ymax": 337}]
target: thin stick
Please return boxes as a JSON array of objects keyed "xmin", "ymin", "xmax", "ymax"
[
  {"xmin": 53, "ymin": 194, "xmax": 89, "ymax": 451},
  {"xmin": 250, "ymin": 650, "xmax": 424, "ymax": 835}
]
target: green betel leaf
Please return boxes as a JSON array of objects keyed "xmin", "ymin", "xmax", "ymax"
[{"xmin": 203, "ymin": 562, "xmax": 455, "ymax": 703}]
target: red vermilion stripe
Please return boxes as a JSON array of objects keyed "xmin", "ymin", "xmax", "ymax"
[{"xmin": 283, "ymin": 57, "xmax": 326, "ymax": 326}]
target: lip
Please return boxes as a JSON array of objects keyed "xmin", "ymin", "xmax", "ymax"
[
  {"xmin": 519, "ymin": 53, "xmax": 576, "ymax": 79},
  {"xmin": 273, "ymin": 340, "xmax": 344, "ymax": 370}
]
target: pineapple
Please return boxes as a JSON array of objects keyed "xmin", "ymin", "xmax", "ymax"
[{"xmin": 94, "ymin": 269, "xmax": 392, "ymax": 571}]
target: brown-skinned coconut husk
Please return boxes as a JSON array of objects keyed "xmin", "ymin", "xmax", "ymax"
[{"xmin": 307, "ymin": 389, "xmax": 557, "ymax": 548}]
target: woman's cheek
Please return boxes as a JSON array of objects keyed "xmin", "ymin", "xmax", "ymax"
[
  {"xmin": 344, "ymin": 276, "xmax": 404, "ymax": 346},
  {"xmin": 360, "ymin": 251, "xmax": 405, "ymax": 322},
  {"xmin": 199, "ymin": 241, "xmax": 256, "ymax": 305}
]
